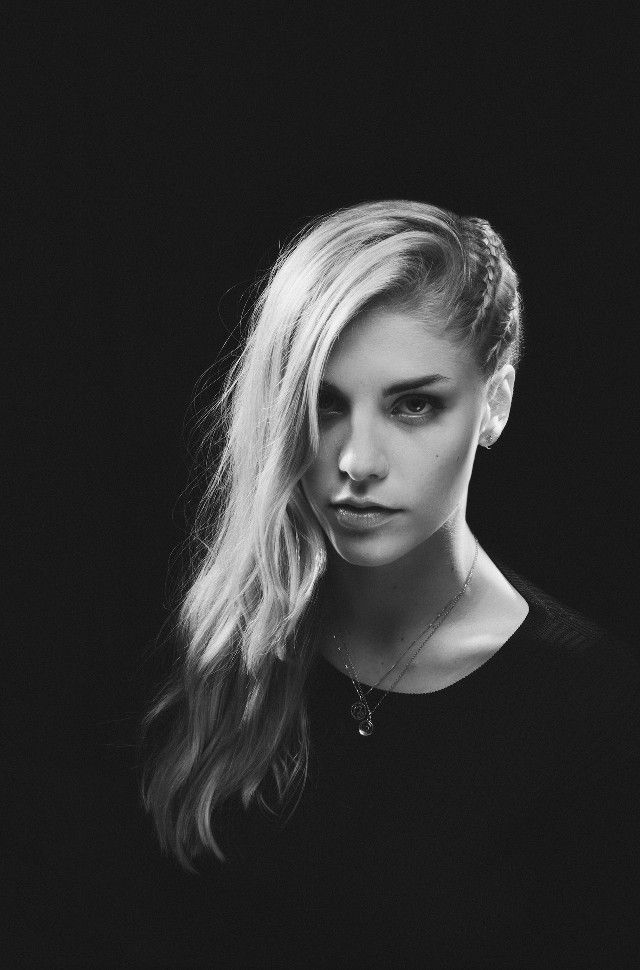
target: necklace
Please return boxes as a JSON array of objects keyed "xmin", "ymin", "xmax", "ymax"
[{"xmin": 330, "ymin": 535, "xmax": 480, "ymax": 736}]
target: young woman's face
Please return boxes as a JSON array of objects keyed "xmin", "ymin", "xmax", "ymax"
[{"xmin": 300, "ymin": 304, "xmax": 492, "ymax": 568}]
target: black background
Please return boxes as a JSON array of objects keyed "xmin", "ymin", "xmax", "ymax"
[{"xmin": 9, "ymin": 3, "xmax": 639, "ymax": 966}]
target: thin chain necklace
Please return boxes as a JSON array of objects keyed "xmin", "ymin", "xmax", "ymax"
[{"xmin": 330, "ymin": 535, "xmax": 479, "ymax": 736}]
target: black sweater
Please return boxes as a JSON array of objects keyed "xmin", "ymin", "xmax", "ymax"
[
  {"xmin": 118, "ymin": 567, "xmax": 640, "ymax": 969},
  {"xmin": 217, "ymin": 564, "xmax": 640, "ymax": 969}
]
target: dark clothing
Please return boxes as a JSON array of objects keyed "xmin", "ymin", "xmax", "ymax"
[{"xmin": 216, "ymin": 564, "xmax": 640, "ymax": 968}]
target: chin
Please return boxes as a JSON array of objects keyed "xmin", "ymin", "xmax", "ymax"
[{"xmin": 330, "ymin": 537, "xmax": 408, "ymax": 568}]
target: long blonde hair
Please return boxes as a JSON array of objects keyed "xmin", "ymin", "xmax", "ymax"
[{"xmin": 140, "ymin": 200, "xmax": 524, "ymax": 869}]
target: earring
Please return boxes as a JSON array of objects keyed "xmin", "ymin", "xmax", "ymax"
[{"xmin": 483, "ymin": 433, "xmax": 494, "ymax": 449}]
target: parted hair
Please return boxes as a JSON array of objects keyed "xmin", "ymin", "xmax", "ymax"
[{"xmin": 140, "ymin": 200, "xmax": 524, "ymax": 868}]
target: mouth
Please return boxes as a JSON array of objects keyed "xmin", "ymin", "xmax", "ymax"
[
  {"xmin": 330, "ymin": 501, "xmax": 397, "ymax": 512},
  {"xmin": 330, "ymin": 503, "xmax": 399, "ymax": 532},
  {"xmin": 332, "ymin": 502, "xmax": 395, "ymax": 512}
]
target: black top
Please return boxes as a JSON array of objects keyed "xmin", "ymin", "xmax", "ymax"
[{"xmin": 215, "ymin": 563, "xmax": 640, "ymax": 969}]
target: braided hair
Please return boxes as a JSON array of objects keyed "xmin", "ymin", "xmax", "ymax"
[
  {"xmin": 362, "ymin": 203, "xmax": 523, "ymax": 383},
  {"xmin": 462, "ymin": 217, "xmax": 523, "ymax": 380}
]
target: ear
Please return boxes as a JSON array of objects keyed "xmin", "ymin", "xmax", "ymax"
[{"xmin": 478, "ymin": 364, "xmax": 515, "ymax": 448}]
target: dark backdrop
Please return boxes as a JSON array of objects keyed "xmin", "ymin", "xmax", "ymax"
[{"xmin": 10, "ymin": 4, "xmax": 639, "ymax": 967}]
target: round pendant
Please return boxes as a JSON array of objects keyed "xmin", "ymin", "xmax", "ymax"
[
  {"xmin": 350, "ymin": 701, "xmax": 368, "ymax": 721},
  {"xmin": 358, "ymin": 718, "xmax": 374, "ymax": 737}
]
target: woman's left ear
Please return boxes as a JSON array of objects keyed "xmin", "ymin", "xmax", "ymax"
[{"xmin": 479, "ymin": 365, "xmax": 515, "ymax": 448}]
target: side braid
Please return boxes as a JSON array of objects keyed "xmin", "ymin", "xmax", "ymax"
[
  {"xmin": 468, "ymin": 218, "xmax": 504, "ymax": 329},
  {"xmin": 459, "ymin": 216, "xmax": 523, "ymax": 376}
]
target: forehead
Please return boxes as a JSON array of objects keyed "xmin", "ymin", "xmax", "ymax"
[{"xmin": 324, "ymin": 305, "xmax": 479, "ymax": 385}]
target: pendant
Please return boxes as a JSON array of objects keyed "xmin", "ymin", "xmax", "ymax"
[
  {"xmin": 350, "ymin": 701, "xmax": 368, "ymax": 721},
  {"xmin": 358, "ymin": 718, "xmax": 374, "ymax": 737}
]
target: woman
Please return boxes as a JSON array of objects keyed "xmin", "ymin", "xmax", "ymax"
[{"xmin": 140, "ymin": 201, "xmax": 640, "ymax": 968}]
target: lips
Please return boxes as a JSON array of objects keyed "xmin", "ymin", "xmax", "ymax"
[
  {"xmin": 331, "ymin": 503, "xmax": 399, "ymax": 532},
  {"xmin": 332, "ymin": 502, "xmax": 395, "ymax": 512}
]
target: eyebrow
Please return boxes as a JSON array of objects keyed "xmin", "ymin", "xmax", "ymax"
[{"xmin": 319, "ymin": 374, "xmax": 452, "ymax": 396}]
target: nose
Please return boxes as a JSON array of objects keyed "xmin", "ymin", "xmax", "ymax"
[{"xmin": 338, "ymin": 413, "xmax": 389, "ymax": 482}]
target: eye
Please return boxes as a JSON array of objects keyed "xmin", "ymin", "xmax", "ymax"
[
  {"xmin": 393, "ymin": 395, "xmax": 440, "ymax": 420},
  {"xmin": 317, "ymin": 390, "xmax": 341, "ymax": 421},
  {"xmin": 315, "ymin": 390, "xmax": 443, "ymax": 423},
  {"xmin": 317, "ymin": 390, "xmax": 343, "ymax": 415}
]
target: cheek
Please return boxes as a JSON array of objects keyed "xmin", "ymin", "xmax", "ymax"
[
  {"xmin": 407, "ymin": 437, "xmax": 474, "ymax": 503},
  {"xmin": 300, "ymin": 459, "xmax": 328, "ymax": 506},
  {"xmin": 302, "ymin": 440, "xmax": 334, "ymax": 490},
  {"xmin": 441, "ymin": 434, "xmax": 478, "ymax": 487}
]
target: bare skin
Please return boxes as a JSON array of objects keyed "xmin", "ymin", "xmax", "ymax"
[
  {"xmin": 318, "ymin": 545, "xmax": 529, "ymax": 694},
  {"xmin": 300, "ymin": 303, "xmax": 529, "ymax": 694}
]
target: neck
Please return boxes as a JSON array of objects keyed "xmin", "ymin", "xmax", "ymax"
[{"xmin": 320, "ymin": 515, "xmax": 479, "ymax": 656}]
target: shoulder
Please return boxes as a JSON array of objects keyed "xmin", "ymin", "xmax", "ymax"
[
  {"xmin": 495, "ymin": 556, "xmax": 637, "ymax": 672},
  {"xmin": 492, "ymin": 559, "xmax": 640, "ymax": 783}
]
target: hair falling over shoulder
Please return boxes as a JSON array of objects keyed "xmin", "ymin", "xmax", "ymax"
[{"xmin": 140, "ymin": 199, "xmax": 525, "ymax": 869}]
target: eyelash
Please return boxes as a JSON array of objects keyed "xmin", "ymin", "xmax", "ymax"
[{"xmin": 317, "ymin": 393, "xmax": 442, "ymax": 423}]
